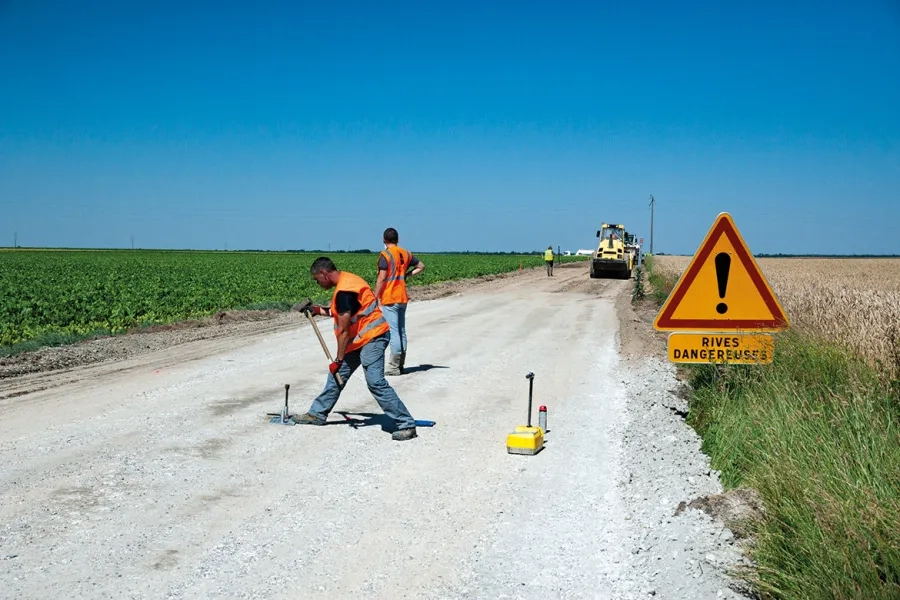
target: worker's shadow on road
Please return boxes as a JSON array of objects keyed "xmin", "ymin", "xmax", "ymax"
[
  {"xmin": 334, "ymin": 411, "xmax": 396, "ymax": 432},
  {"xmin": 401, "ymin": 364, "xmax": 449, "ymax": 374}
]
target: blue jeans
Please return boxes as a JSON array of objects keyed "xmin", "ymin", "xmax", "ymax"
[
  {"xmin": 380, "ymin": 303, "xmax": 407, "ymax": 356},
  {"xmin": 307, "ymin": 333, "xmax": 416, "ymax": 429}
]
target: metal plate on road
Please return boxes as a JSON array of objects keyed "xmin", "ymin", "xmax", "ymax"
[{"xmin": 667, "ymin": 332, "xmax": 774, "ymax": 365}]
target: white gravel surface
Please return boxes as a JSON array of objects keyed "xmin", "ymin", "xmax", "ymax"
[
  {"xmin": 0, "ymin": 266, "xmax": 749, "ymax": 599},
  {"xmin": 615, "ymin": 357, "xmax": 751, "ymax": 599}
]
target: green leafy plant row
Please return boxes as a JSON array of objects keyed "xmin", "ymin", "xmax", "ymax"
[{"xmin": 0, "ymin": 249, "xmax": 586, "ymax": 349}]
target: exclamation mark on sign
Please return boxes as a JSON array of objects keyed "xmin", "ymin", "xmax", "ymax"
[{"xmin": 715, "ymin": 252, "xmax": 731, "ymax": 314}]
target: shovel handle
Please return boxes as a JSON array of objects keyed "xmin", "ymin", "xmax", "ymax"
[{"xmin": 304, "ymin": 312, "xmax": 345, "ymax": 387}]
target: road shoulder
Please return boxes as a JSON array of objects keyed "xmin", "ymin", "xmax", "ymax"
[{"xmin": 613, "ymin": 285, "xmax": 755, "ymax": 598}]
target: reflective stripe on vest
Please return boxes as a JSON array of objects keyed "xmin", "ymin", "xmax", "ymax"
[
  {"xmin": 338, "ymin": 298, "xmax": 378, "ymax": 325},
  {"xmin": 379, "ymin": 246, "xmax": 410, "ymax": 305},
  {"xmin": 383, "ymin": 249, "xmax": 405, "ymax": 281},
  {"xmin": 345, "ymin": 312, "xmax": 388, "ymax": 346},
  {"xmin": 334, "ymin": 298, "xmax": 388, "ymax": 343},
  {"xmin": 330, "ymin": 271, "xmax": 390, "ymax": 353}
]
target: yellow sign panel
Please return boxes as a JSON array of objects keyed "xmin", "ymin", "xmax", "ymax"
[
  {"xmin": 654, "ymin": 213, "xmax": 789, "ymax": 332},
  {"xmin": 667, "ymin": 332, "xmax": 774, "ymax": 364}
]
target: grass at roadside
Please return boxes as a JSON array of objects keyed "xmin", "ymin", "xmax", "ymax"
[
  {"xmin": 644, "ymin": 257, "xmax": 900, "ymax": 600},
  {"xmin": 642, "ymin": 256, "xmax": 676, "ymax": 305}
]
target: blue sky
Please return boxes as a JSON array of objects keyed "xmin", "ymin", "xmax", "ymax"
[{"xmin": 1, "ymin": 0, "xmax": 899, "ymax": 254}]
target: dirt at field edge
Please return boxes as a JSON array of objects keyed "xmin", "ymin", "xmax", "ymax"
[{"xmin": 613, "ymin": 289, "xmax": 759, "ymax": 598}]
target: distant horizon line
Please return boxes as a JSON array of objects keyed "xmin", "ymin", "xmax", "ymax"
[
  {"xmin": 0, "ymin": 246, "xmax": 581, "ymax": 255},
  {"xmin": 1, "ymin": 246, "xmax": 899, "ymax": 258}
]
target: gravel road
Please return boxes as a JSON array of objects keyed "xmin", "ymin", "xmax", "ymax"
[{"xmin": 0, "ymin": 265, "xmax": 749, "ymax": 599}]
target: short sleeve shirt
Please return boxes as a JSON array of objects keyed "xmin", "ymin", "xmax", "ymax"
[{"xmin": 334, "ymin": 291, "xmax": 361, "ymax": 317}]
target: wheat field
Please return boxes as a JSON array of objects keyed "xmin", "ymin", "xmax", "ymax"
[{"xmin": 652, "ymin": 256, "xmax": 900, "ymax": 372}]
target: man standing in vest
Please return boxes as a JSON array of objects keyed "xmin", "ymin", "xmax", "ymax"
[
  {"xmin": 294, "ymin": 256, "xmax": 418, "ymax": 441},
  {"xmin": 374, "ymin": 227, "xmax": 425, "ymax": 376},
  {"xmin": 544, "ymin": 246, "xmax": 554, "ymax": 276}
]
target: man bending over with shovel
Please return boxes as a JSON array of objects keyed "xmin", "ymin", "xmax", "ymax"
[{"xmin": 293, "ymin": 256, "xmax": 418, "ymax": 441}]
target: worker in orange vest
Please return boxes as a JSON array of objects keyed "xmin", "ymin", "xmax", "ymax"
[
  {"xmin": 295, "ymin": 256, "xmax": 418, "ymax": 441},
  {"xmin": 374, "ymin": 227, "xmax": 425, "ymax": 376}
]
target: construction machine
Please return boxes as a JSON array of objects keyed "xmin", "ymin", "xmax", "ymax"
[
  {"xmin": 589, "ymin": 223, "xmax": 636, "ymax": 279},
  {"xmin": 624, "ymin": 231, "xmax": 642, "ymax": 269}
]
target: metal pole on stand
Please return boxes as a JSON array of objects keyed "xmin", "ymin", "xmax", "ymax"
[{"xmin": 525, "ymin": 372, "xmax": 534, "ymax": 427}]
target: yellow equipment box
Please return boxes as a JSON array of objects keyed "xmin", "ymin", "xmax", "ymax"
[
  {"xmin": 506, "ymin": 425, "xmax": 544, "ymax": 455},
  {"xmin": 507, "ymin": 372, "xmax": 545, "ymax": 455}
]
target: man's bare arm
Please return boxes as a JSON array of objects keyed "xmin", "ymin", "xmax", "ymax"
[
  {"xmin": 374, "ymin": 268, "xmax": 388, "ymax": 300},
  {"xmin": 409, "ymin": 259, "xmax": 425, "ymax": 277},
  {"xmin": 334, "ymin": 310, "xmax": 352, "ymax": 362}
]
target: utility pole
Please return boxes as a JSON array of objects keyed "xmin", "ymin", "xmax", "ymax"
[
  {"xmin": 131, "ymin": 235, "xmax": 134, "ymax": 250},
  {"xmin": 14, "ymin": 231, "xmax": 17, "ymax": 248},
  {"xmin": 557, "ymin": 245, "xmax": 560, "ymax": 265},
  {"xmin": 649, "ymin": 194, "xmax": 655, "ymax": 255}
]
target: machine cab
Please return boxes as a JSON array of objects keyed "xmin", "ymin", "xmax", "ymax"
[{"xmin": 597, "ymin": 224, "xmax": 625, "ymax": 243}]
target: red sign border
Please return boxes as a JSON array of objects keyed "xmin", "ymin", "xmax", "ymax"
[{"xmin": 654, "ymin": 214, "xmax": 789, "ymax": 330}]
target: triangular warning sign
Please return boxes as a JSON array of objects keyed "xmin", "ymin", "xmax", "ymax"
[{"xmin": 654, "ymin": 213, "xmax": 789, "ymax": 332}]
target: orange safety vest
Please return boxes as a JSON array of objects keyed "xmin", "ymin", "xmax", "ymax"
[
  {"xmin": 378, "ymin": 245, "xmax": 412, "ymax": 305},
  {"xmin": 330, "ymin": 271, "xmax": 389, "ymax": 353}
]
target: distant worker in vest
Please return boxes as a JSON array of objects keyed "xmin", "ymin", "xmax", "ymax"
[
  {"xmin": 374, "ymin": 227, "xmax": 426, "ymax": 376},
  {"xmin": 295, "ymin": 257, "xmax": 418, "ymax": 441},
  {"xmin": 544, "ymin": 246, "xmax": 554, "ymax": 277}
]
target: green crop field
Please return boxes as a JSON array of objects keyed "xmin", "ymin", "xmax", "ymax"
[{"xmin": 0, "ymin": 249, "xmax": 586, "ymax": 350}]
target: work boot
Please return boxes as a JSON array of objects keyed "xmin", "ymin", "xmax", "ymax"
[
  {"xmin": 293, "ymin": 412, "xmax": 326, "ymax": 425},
  {"xmin": 392, "ymin": 427, "xmax": 417, "ymax": 441},
  {"xmin": 385, "ymin": 353, "xmax": 402, "ymax": 376}
]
